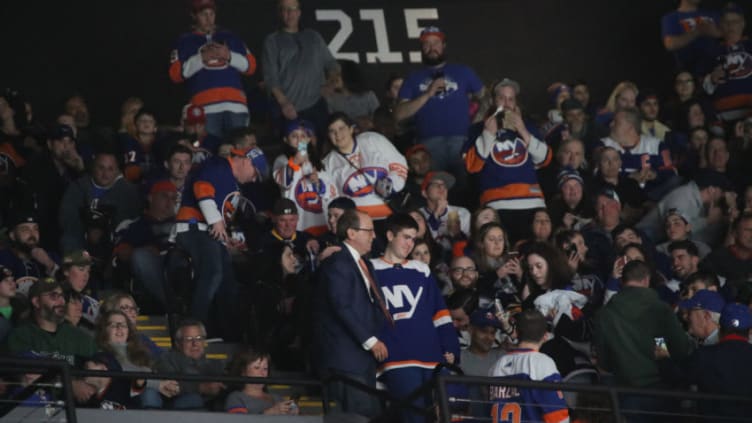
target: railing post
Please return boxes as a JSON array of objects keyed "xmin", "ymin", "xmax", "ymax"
[
  {"xmin": 320, "ymin": 376, "xmax": 330, "ymax": 414},
  {"xmin": 435, "ymin": 374, "xmax": 451, "ymax": 423},
  {"xmin": 609, "ymin": 386, "xmax": 621, "ymax": 422},
  {"xmin": 60, "ymin": 362, "xmax": 77, "ymax": 423}
]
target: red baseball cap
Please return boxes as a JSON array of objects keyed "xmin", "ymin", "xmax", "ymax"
[
  {"xmin": 192, "ymin": 0, "xmax": 215, "ymax": 13},
  {"xmin": 184, "ymin": 104, "xmax": 206, "ymax": 125}
]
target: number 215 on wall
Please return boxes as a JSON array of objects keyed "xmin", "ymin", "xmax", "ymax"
[{"xmin": 315, "ymin": 8, "xmax": 439, "ymax": 64}]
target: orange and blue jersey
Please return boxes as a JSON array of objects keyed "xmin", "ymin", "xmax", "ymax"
[
  {"xmin": 465, "ymin": 128, "xmax": 551, "ymax": 211},
  {"xmin": 169, "ymin": 28, "xmax": 256, "ymax": 115},
  {"xmin": 176, "ymin": 156, "xmax": 249, "ymax": 227},
  {"xmin": 371, "ymin": 258, "xmax": 459, "ymax": 376},
  {"xmin": 489, "ymin": 348, "xmax": 570, "ymax": 423},
  {"xmin": 702, "ymin": 38, "xmax": 752, "ymax": 121}
]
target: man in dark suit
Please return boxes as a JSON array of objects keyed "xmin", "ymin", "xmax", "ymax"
[{"xmin": 312, "ymin": 209, "xmax": 389, "ymax": 418}]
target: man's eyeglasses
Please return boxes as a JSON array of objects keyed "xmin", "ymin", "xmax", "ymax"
[
  {"xmin": 451, "ymin": 267, "xmax": 478, "ymax": 275},
  {"xmin": 354, "ymin": 227, "xmax": 375, "ymax": 233},
  {"xmin": 181, "ymin": 336, "xmax": 205, "ymax": 344}
]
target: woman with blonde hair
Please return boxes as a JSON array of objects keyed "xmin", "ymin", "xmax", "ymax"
[{"xmin": 595, "ymin": 81, "xmax": 639, "ymax": 127}]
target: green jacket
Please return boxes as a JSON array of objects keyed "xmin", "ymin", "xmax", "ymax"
[
  {"xmin": 6, "ymin": 321, "xmax": 97, "ymax": 365},
  {"xmin": 594, "ymin": 286, "xmax": 691, "ymax": 387}
]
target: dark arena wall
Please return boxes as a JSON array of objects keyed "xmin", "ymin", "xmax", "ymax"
[{"xmin": 0, "ymin": 0, "xmax": 735, "ymax": 127}]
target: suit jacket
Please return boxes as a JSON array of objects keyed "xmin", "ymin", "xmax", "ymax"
[{"xmin": 312, "ymin": 244, "xmax": 384, "ymax": 375}]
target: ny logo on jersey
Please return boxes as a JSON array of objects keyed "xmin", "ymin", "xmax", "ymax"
[
  {"xmin": 343, "ymin": 166, "xmax": 388, "ymax": 197},
  {"xmin": 381, "ymin": 285, "xmax": 423, "ymax": 320},
  {"xmin": 491, "ymin": 135, "xmax": 527, "ymax": 167},
  {"xmin": 295, "ymin": 178, "xmax": 324, "ymax": 213},
  {"xmin": 723, "ymin": 50, "xmax": 752, "ymax": 80}
]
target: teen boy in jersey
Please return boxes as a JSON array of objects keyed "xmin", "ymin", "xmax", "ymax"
[{"xmin": 371, "ymin": 213, "xmax": 459, "ymax": 423}]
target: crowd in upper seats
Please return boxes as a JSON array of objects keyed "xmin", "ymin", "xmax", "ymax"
[{"xmin": 0, "ymin": 0, "xmax": 751, "ymax": 419}]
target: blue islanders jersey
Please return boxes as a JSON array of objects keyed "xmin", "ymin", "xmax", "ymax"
[
  {"xmin": 371, "ymin": 258, "xmax": 459, "ymax": 375},
  {"xmin": 465, "ymin": 128, "xmax": 551, "ymax": 210},
  {"xmin": 704, "ymin": 38, "xmax": 752, "ymax": 121},
  {"xmin": 488, "ymin": 349, "xmax": 569, "ymax": 423},
  {"xmin": 169, "ymin": 29, "xmax": 256, "ymax": 114},
  {"xmin": 176, "ymin": 156, "xmax": 253, "ymax": 227}
]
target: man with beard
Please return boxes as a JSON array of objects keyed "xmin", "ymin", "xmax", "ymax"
[
  {"xmin": 0, "ymin": 212, "xmax": 60, "ymax": 296},
  {"xmin": 395, "ymin": 27, "xmax": 483, "ymax": 184},
  {"xmin": 6, "ymin": 278, "xmax": 96, "ymax": 364}
]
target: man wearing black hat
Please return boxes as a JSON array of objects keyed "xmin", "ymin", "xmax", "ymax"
[
  {"xmin": 5, "ymin": 278, "xmax": 98, "ymax": 404},
  {"xmin": 637, "ymin": 170, "xmax": 732, "ymax": 245},
  {"xmin": 6, "ymin": 278, "xmax": 96, "ymax": 363},
  {"xmin": 0, "ymin": 212, "xmax": 60, "ymax": 296},
  {"xmin": 18, "ymin": 124, "xmax": 85, "ymax": 251},
  {"xmin": 259, "ymin": 198, "xmax": 319, "ymax": 262}
]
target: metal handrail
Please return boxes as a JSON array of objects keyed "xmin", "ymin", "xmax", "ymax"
[
  {"xmin": 434, "ymin": 373, "xmax": 752, "ymax": 422},
  {"xmin": 10, "ymin": 357, "xmax": 751, "ymax": 423}
]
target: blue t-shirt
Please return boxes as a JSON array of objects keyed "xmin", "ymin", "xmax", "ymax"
[
  {"xmin": 661, "ymin": 10, "xmax": 719, "ymax": 75},
  {"xmin": 399, "ymin": 63, "xmax": 483, "ymax": 138}
]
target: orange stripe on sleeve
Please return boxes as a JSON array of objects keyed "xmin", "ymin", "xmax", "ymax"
[
  {"xmin": 169, "ymin": 61, "xmax": 184, "ymax": 83},
  {"xmin": 194, "ymin": 181, "xmax": 216, "ymax": 201},
  {"xmin": 432, "ymin": 309, "xmax": 450, "ymax": 322},
  {"xmin": 176, "ymin": 207, "xmax": 205, "ymax": 222},
  {"xmin": 543, "ymin": 408, "xmax": 569, "ymax": 423},
  {"xmin": 243, "ymin": 53, "xmax": 257, "ymax": 76},
  {"xmin": 465, "ymin": 147, "xmax": 485, "ymax": 173},
  {"xmin": 535, "ymin": 147, "xmax": 553, "ymax": 169}
]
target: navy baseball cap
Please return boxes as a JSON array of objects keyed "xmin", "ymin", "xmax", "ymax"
[
  {"xmin": 679, "ymin": 289, "xmax": 725, "ymax": 313},
  {"xmin": 561, "ymin": 98, "xmax": 584, "ymax": 113},
  {"xmin": 48, "ymin": 124, "xmax": 76, "ymax": 141},
  {"xmin": 720, "ymin": 303, "xmax": 751, "ymax": 330},
  {"xmin": 283, "ymin": 120, "xmax": 315, "ymax": 138},
  {"xmin": 470, "ymin": 308, "xmax": 502, "ymax": 329},
  {"xmin": 245, "ymin": 147, "xmax": 269, "ymax": 180}
]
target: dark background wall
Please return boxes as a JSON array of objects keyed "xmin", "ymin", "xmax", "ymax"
[{"xmin": 0, "ymin": 0, "xmax": 736, "ymax": 129}]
